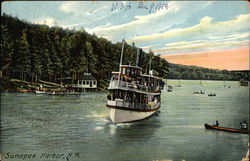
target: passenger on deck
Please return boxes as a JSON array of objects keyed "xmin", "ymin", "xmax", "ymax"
[
  {"xmin": 154, "ymin": 97, "xmax": 158, "ymax": 104},
  {"xmin": 215, "ymin": 120, "xmax": 219, "ymax": 126}
]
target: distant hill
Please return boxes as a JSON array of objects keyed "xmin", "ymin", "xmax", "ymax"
[{"xmin": 167, "ymin": 63, "xmax": 249, "ymax": 81}]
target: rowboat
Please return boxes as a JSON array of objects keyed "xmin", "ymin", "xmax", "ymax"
[
  {"xmin": 240, "ymin": 79, "xmax": 248, "ymax": 86},
  {"xmin": 204, "ymin": 123, "xmax": 249, "ymax": 134},
  {"xmin": 35, "ymin": 90, "xmax": 46, "ymax": 94},
  {"xmin": 193, "ymin": 90, "xmax": 205, "ymax": 94},
  {"xmin": 208, "ymin": 93, "xmax": 216, "ymax": 96}
]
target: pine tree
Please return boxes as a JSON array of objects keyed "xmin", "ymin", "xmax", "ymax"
[
  {"xmin": 41, "ymin": 48, "xmax": 53, "ymax": 81},
  {"xmin": 0, "ymin": 24, "xmax": 14, "ymax": 77},
  {"xmin": 85, "ymin": 41, "xmax": 97, "ymax": 75},
  {"xmin": 69, "ymin": 32, "xmax": 87, "ymax": 82},
  {"xmin": 31, "ymin": 45, "xmax": 42, "ymax": 85},
  {"xmin": 27, "ymin": 27, "xmax": 42, "ymax": 85},
  {"xmin": 50, "ymin": 45, "xmax": 62, "ymax": 81},
  {"xmin": 60, "ymin": 36, "xmax": 71, "ymax": 83},
  {"xmin": 16, "ymin": 29, "xmax": 31, "ymax": 80}
]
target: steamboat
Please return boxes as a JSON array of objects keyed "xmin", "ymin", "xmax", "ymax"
[{"xmin": 106, "ymin": 40, "xmax": 165, "ymax": 123}]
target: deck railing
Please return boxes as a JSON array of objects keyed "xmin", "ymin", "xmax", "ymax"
[
  {"xmin": 108, "ymin": 80, "xmax": 160, "ymax": 93},
  {"xmin": 107, "ymin": 99, "xmax": 153, "ymax": 110}
]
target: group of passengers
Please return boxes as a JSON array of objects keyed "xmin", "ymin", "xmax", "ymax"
[{"xmin": 118, "ymin": 74, "xmax": 161, "ymax": 88}]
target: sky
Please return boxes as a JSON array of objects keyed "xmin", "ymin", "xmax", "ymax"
[{"xmin": 1, "ymin": 1, "xmax": 250, "ymax": 70}]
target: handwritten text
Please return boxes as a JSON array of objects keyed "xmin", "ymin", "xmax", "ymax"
[{"xmin": 111, "ymin": 2, "xmax": 168, "ymax": 13}]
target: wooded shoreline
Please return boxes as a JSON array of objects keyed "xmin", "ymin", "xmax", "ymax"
[{"xmin": 1, "ymin": 13, "xmax": 249, "ymax": 93}]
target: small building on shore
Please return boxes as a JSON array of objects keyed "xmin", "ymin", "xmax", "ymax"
[{"xmin": 71, "ymin": 73, "xmax": 97, "ymax": 92}]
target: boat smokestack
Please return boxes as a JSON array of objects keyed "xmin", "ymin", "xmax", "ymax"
[{"xmin": 136, "ymin": 48, "xmax": 143, "ymax": 67}]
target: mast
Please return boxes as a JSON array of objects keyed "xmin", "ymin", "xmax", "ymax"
[
  {"xmin": 148, "ymin": 57, "xmax": 152, "ymax": 89},
  {"xmin": 149, "ymin": 58, "xmax": 152, "ymax": 75},
  {"xmin": 118, "ymin": 39, "xmax": 125, "ymax": 83},
  {"xmin": 119, "ymin": 39, "xmax": 125, "ymax": 67}
]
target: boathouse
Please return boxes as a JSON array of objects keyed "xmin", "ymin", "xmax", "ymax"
[{"xmin": 71, "ymin": 73, "xmax": 97, "ymax": 92}]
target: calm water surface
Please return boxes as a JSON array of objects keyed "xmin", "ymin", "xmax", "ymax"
[{"xmin": 1, "ymin": 80, "xmax": 249, "ymax": 161}]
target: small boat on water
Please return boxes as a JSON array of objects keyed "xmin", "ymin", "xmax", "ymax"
[
  {"xmin": 204, "ymin": 123, "xmax": 249, "ymax": 134},
  {"xmin": 167, "ymin": 88, "xmax": 172, "ymax": 92},
  {"xmin": 168, "ymin": 85, "xmax": 173, "ymax": 89},
  {"xmin": 208, "ymin": 93, "xmax": 216, "ymax": 96},
  {"xmin": 35, "ymin": 90, "xmax": 46, "ymax": 94},
  {"xmin": 240, "ymin": 79, "xmax": 248, "ymax": 86},
  {"xmin": 193, "ymin": 90, "xmax": 205, "ymax": 94}
]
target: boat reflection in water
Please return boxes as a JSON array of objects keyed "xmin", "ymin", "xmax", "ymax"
[{"xmin": 106, "ymin": 40, "xmax": 165, "ymax": 123}]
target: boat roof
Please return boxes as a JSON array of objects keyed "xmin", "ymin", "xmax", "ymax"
[
  {"xmin": 108, "ymin": 87, "xmax": 161, "ymax": 95},
  {"xmin": 142, "ymin": 74, "xmax": 163, "ymax": 80},
  {"xmin": 120, "ymin": 65, "xmax": 142, "ymax": 70},
  {"xmin": 78, "ymin": 74, "xmax": 97, "ymax": 80},
  {"xmin": 111, "ymin": 72, "xmax": 163, "ymax": 80},
  {"xmin": 137, "ymin": 90, "xmax": 161, "ymax": 95}
]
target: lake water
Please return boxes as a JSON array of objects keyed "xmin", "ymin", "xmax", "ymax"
[{"xmin": 1, "ymin": 80, "xmax": 249, "ymax": 161}]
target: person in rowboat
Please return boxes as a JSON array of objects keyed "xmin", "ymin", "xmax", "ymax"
[
  {"xmin": 215, "ymin": 120, "xmax": 219, "ymax": 126},
  {"xmin": 241, "ymin": 121, "xmax": 248, "ymax": 130}
]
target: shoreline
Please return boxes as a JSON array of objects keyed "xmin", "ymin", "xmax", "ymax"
[{"xmin": 1, "ymin": 76, "xmax": 247, "ymax": 93}]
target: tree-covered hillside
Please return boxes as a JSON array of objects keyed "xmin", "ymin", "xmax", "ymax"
[
  {"xmin": 167, "ymin": 63, "xmax": 248, "ymax": 81},
  {"xmin": 1, "ymin": 13, "xmax": 168, "ymax": 89},
  {"xmin": 1, "ymin": 13, "xmax": 247, "ymax": 91}
]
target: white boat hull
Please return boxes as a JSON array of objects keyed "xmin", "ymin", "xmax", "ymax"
[
  {"xmin": 109, "ymin": 108, "xmax": 158, "ymax": 123},
  {"xmin": 35, "ymin": 90, "xmax": 46, "ymax": 94}
]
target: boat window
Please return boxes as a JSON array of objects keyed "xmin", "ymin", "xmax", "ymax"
[
  {"xmin": 87, "ymin": 81, "xmax": 89, "ymax": 85},
  {"xmin": 83, "ymin": 81, "xmax": 85, "ymax": 85},
  {"xmin": 93, "ymin": 81, "xmax": 96, "ymax": 85},
  {"xmin": 136, "ymin": 70, "xmax": 140, "ymax": 75}
]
